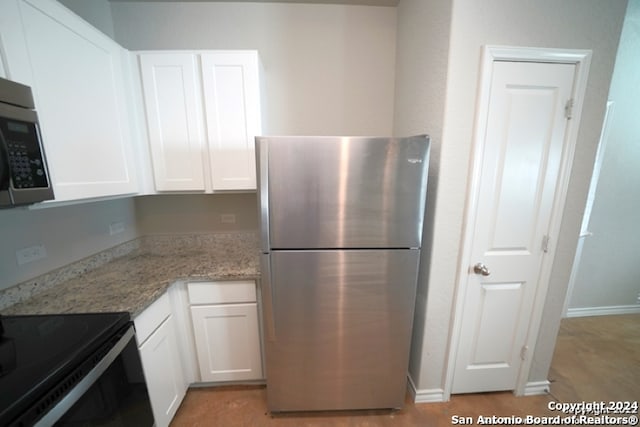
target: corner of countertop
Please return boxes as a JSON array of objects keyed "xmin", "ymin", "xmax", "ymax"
[
  {"xmin": 0, "ymin": 231, "xmax": 260, "ymax": 314},
  {"xmin": 0, "ymin": 238, "xmax": 141, "ymax": 312}
]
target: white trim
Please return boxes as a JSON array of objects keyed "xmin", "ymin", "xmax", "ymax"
[
  {"xmin": 562, "ymin": 234, "xmax": 588, "ymax": 317},
  {"xmin": 408, "ymin": 376, "xmax": 446, "ymax": 403},
  {"xmin": 167, "ymin": 281, "xmax": 200, "ymax": 384},
  {"xmin": 579, "ymin": 101, "xmax": 615, "ymax": 237},
  {"xmin": 485, "ymin": 46, "xmax": 592, "ymax": 64},
  {"xmin": 523, "ymin": 380, "xmax": 551, "ymax": 396},
  {"xmin": 566, "ymin": 305, "xmax": 640, "ymax": 318},
  {"xmin": 445, "ymin": 45, "xmax": 592, "ymax": 399},
  {"xmin": 562, "ymin": 101, "xmax": 615, "ymax": 316}
]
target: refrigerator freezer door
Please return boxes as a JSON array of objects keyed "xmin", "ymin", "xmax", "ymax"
[
  {"xmin": 258, "ymin": 136, "xmax": 429, "ymax": 249},
  {"xmin": 264, "ymin": 249, "xmax": 420, "ymax": 412}
]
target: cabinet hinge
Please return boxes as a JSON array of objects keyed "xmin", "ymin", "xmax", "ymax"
[
  {"xmin": 542, "ymin": 235, "xmax": 550, "ymax": 253},
  {"xmin": 520, "ymin": 345, "xmax": 528, "ymax": 361},
  {"xmin": 564, "ymin": 99, "xmax": 574, "ymax": 119}
]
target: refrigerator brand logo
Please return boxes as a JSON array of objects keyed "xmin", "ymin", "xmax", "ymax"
[{"xmin": 407, "ymin": 158, "xmax": 423, "ymax": 164}]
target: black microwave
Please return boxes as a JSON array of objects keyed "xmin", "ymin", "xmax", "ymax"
[{"xmin": 0, "ymin": 77, "xmax": 53, "ymax": 208}]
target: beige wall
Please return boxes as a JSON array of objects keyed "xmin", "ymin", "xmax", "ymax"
[
  {"xmin": 396, "ymin": 0, "xmax": 628, "ymax": 393},
  {"xmin": 0, "ymin": 192, "xmax": 258, "ymax": 291},
  {"xmin": 110, "ymin": 1, "xmax": 397, "ymax": 136},
  {"xmin": 135, "ymin": 194, "xmax": 258, "ymax": 235},
  {"xmin": 57, "ymin": 0, "xmax": 115, "ymax": 38},
  {"xmin": 0, "ymin": 198, "xmax": 138, "ymax": 291},
  {"xmin": 393, "ymin": 0, "xmax": 452, "ymax": 394},
  {"xmin": 569, "ymin": 0, "xmax": 640, "ymax": 311}
]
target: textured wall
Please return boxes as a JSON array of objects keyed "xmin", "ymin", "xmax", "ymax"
[
  {"xmin": 135, "ymin": 194, "xmax": 258, "ymax": 235},
  {"xmin": 393, "ymin": 0, "xmax": 452, "ymax": 395},
  {"xmin": 110, "ymin": 1, "xmax": 397, "ymax": 137},
  {"xmin": 569, "ymin": 0, "xmax": 640, "ymax": 310},
  {"xmin": 0, "ymin": 198, "xmax": 138, "ymax": 291},
  {"xmin": 57, "ymin": 0, "xmax": 115, "ymax": 38},
  {"xmin": 397, "ymin": 0, "xmax": 627, "ymax": 393}
]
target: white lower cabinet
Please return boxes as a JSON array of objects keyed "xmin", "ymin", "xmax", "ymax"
[
  {"xmin": 132, "ymin": 280, "xmax": 263, "ymax": 426},
  {"xmin": 188, "ymin": 281, "xmax": 264, "ymax": 382},
  {"xmin": 135, "ymin": 294, "xmax": 187, "ymax": 427}
]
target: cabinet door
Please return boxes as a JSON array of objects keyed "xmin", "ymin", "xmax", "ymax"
[
  {"xmin": 17, "ymin": 0, "xmax": 138, "ymax": 201},
  {"xmin": 0, "ymin": 1, "xmax": 32, "ymax": 83},
  {"xmin": 138, "ymin": 315, "xmax": 186, "ymax": 427},
  {"xmin": 191, "ymin": 303, "xmax": 263, "ymax": 382},
  {"xmin": 139, "ymin": 53, "xmax": 206, "ymax": 191},
  {"xmin": 201, "ymin": 52, "xmax": 261, "ymax": 191}
]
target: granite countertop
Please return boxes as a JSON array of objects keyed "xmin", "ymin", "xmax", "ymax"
[{"xmin": 0, "ymin": 232, "xmax": 260, "ymax": 318}]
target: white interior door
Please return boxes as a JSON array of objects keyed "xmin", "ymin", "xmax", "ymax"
[{"xmin": 452, "ymin": 60, "xmax": 576, "ymax": 393}]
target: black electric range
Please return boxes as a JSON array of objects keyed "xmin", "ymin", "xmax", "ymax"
[{"xmin": 0, "ymin": 312, "xmax": 145, "ymax": 426}]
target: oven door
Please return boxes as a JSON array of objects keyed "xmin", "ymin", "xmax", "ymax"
[{"xmin": 33, "ymin": 325, "xmax": 154, "ymax": 427}]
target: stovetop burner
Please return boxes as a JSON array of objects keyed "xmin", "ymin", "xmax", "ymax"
[{"xmin": 0, "ymin": 312, "xmax": 130, "ymax": 425}]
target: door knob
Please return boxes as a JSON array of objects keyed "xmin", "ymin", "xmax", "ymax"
[{"xmin": 473, "ymin": 263, "xmax": 491, "ymax": 276}]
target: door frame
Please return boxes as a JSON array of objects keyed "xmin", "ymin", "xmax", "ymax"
[{"xmin": 444, "ymin": 45, "xmax": 592, "ymax": 398}]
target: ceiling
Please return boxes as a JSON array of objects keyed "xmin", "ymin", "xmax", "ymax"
[{"xmin": 108, "ymin": 0, "xmax": 399, "ymax": 6}]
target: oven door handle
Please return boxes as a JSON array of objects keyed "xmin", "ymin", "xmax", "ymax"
[{"xmin": 34, "ymin": 325, "xmax": 137, "ymax": 427}]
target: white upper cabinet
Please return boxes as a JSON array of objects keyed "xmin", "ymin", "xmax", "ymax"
[
  {"xmin": 7, "ymin": 0, "xmax": 139, "ymax": 202},
  {"xmin": 138, "ymin": 51, "xmax": 262, "ymax": 192},
  {"xmin": 0, "ymin": 1, "xmax": 32, "ymax": 83},
  {"xmin": 201, "ymin": 53, "xmax": 261, "ymax": 191},
  {"xmin": 139, "ymin": 53, "xmax": 206, "ymax": 191}
]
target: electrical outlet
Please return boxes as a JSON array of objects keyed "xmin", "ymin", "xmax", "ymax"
[
  {"xmin": 109, "ymin": 221, "xmax": 125, "ymax": 235},
  {"xmin": 220, "ymin": 214, "xmax": 236, "ymax": 224},
  {"xmin": 16, "ymin": 244, "xmax": 47, "ymax": 266}
]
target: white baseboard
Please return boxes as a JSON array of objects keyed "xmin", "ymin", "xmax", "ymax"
[
  {"xmin": 407, "ymin": 376, "xmax": 549, "ymax": 400},
  {"xmin": 523, "ymin": 380, "xmax": 550, "ymax": 396},
  {"xmin": 407, "ymin": 375, "xmax": 446, "ymax": 403},
  {"xmin": 566, "ymin": 305, "xmax": 640, "ymax": 318}
]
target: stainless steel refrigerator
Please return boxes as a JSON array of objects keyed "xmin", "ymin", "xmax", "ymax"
[{"xmin": 256, "ymin": 135, "xmax": 430, "ymax": 412}]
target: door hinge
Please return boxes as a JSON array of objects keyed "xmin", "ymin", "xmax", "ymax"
[
  {"xmin": 542, "ymin": 235, "xmax": 550, "ymax": 253},
  {"xmin": 564, "ymin": 99, "xmax": 574, "ymax": 119},
  {"xmin": 520, "ymin": 345, "xmax": 529, "ymax": 361}
]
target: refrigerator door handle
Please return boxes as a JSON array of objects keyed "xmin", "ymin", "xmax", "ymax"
[
  {"xmin": 260, "ymin": 253, "xmax": 276, "ymax": 341},
  {"xmin": 257, "ymin": 137, "xmax": 270, "ymax": 252}
]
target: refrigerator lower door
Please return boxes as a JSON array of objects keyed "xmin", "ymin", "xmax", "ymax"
[{"xmin": 264, "ymin": 249, "xmax": 420, "ymax": 412}]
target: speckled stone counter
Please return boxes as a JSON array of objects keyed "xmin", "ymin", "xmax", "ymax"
[{"xmin": 0, "ymin": 232, "xmax": 260, "ymax": 318}]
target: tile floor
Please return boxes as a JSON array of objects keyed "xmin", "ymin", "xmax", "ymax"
[{"xmin": 170, "ymin": 314, "xmax": 640, "ymax": 426}]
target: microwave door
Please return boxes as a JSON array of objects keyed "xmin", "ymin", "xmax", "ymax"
[
  {"xmin": 0, "ymin": 130, "xmax": 11, "ymax": 207},
  {"xmin": 0, "ymin": 77, "xmax": 54, "ymax": 207},
  {"xmin": 0, "ymin": 115, "xmax": 54, "ymax": 207}
]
